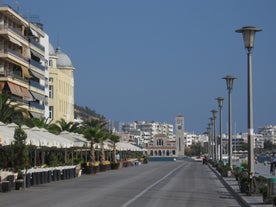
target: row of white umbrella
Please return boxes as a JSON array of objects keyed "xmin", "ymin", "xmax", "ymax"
[{"xmin": 0, "ymin": 122, "xmax": 145, "ymax": 151}]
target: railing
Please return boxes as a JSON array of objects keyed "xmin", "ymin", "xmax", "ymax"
[
  {"xmin": 29, "ymin": 101, "xmax": 44, "ymax": 110},
  {"xmin": 30, "ymin": 38, "xmax": 45, "ymax": 51},
  {"xmin": 7, "ymin": 48, "xmax": 29, "ymax": 63},
  {"xmin": 30, "ymin": 59, "xmax": 45, "ymax": 71},
  {"xmin": 29, "ymin": 80, "xmax": 45, "ymax": 90}
]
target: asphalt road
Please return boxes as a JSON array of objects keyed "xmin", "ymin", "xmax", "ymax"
[{"xmin": 0, "ymin": 159, "xmax": 242, "ymax": 207}]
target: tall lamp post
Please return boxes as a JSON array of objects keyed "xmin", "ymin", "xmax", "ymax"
[
  {"xmin": 216, "ymin": 97, "xmax": 224, "ymax": 162},
  {"xmin": 236, "ymin": 26, "xmax": 262, "ymax": 193},
  {"xmin": 207, "ymin": 125, "xmax": 211, "ymax": 157},
  {"xmin": 223, "ymin": 75, "xmax": 236, "ymax": 170},
  {"xmin": 209, "ymin": 118, "xmax": 214, "ymax": 159},
  {"xmin": 211, "ymin": 110, "xmax": 218, "ymax": 161}
]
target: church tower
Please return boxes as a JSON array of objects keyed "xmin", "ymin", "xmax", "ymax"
[{"xmin": 175, "ymin": 114, "xmax": 185, "ymax": 157}]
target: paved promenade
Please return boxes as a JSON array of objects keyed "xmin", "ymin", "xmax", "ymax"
[{"xmin": 211, "ymin": 162, "xmax": 274, "ymax": 207}]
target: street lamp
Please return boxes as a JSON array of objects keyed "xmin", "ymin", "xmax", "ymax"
[
  {"xmin": 223, "ymin": 75, "xmax": 236, "ymax": 170},
  {"xmin": 207, "ymin": 125, "xmax": 211, "ymax": 157},
  {"xmin": 236, "ymin": 26, "xmax": 262, "ymax": 194},
  {"xmin": 209, "ymin": 117, "xmax": 214, "ymax": 159},
  {"xmin": 216, "ymin": 97, "xmax": 224, "ymax": 162},
  {"xmin": 211, "ymin": 110, "xmax": 218, "ymax": 161}
]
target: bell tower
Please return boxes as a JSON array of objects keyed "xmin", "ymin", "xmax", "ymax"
[{"xmin": 175, "ymin": 114, "xmax": 185, "ymax": 157}]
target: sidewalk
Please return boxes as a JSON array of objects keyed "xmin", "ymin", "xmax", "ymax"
[{"xmin": 209, "ymin": 162, "xmax": 273, "ymax": 207}]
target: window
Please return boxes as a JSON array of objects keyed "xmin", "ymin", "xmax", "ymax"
[
  {"xmin": 49, "ymin": 60, "xmax": 53, "ymax": 67},
  {"xmin": 49, "ymin": 106, "xmax": 53, "ymax": 119},
  {"xmin": 157, "ymin": 139, "xmax": 163, "ymax": 146},
  {"xmin": 49, "ymin": 85, "xmax": 53, "ymax": 98}
]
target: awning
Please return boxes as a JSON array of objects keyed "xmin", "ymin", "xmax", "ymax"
[
  {"xmin": 7, "ymin": 82, "xmax": 22, "ymax": 97},
  {"xmin": 9, "ymin": 36, "xmax": 22, "ymax": 47},
  {"xmin": 30, "ymin": 111, "xmax": 43, "ymax": 118},
  {"xmin": 21, "ymin": 87, "xmax": 32, "ymax": 100},
  {"xmin": 21, "ymin": 66, "xmax": 32, "ymax": 78},
  {"xmin": 30, "ymin": 70, "xmax": 45, "ymax": 80},
  {"xmin": 31, "ymin": 50, "xmax": 45, "ymax": 61},
  {"xmin": 30, "ymin": 91, "xmax": 45, "ymax": 102},
  {"xmin": 30, "ymin": 28, "xmax": 39, "ymax": 38},
  {"xmin": 0, "ymin": 82, "xmax": 5, "ymax": 91}
]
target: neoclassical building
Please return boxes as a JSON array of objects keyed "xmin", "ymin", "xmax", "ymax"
[
  {"xmin": 146, "ymin": 134, "xmax": 176, "ymax": 157},
  {"xmin": 48, "ymin": 45, "xmax": 75, "ymax": 122}
]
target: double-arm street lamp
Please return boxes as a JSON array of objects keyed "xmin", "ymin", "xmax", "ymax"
[
  {"xmin": 236, "ymin": 26, "xmax": 262, "ymax": 194},
  {"xmin": 211, "ymin": 110, "xmax": 218, "ymax": 161},
  {"xmin": 223, "ymin": 75, "xmax": 236, "ymax": 170},
  {"xmin": 216, "ymin": 97, "xmax": 224, "ymax": 162}
]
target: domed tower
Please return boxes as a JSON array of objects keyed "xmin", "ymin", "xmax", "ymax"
[{"xmin": 48, "ymin": 45, "xmax": 75, "ymax": 123}]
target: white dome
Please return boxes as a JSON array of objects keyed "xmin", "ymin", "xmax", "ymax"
[
  {"xmin": 56, "ymin": 47, "xmax": 73, "ymax": 67},
  {"xmin": 49, "ymin": 43, "xmax": 55, "ymax": 55}
]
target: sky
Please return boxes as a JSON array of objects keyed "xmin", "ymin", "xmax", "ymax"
[{"xmin": 3, "ymin": 0, "xmax": 276, "ymax": 134}]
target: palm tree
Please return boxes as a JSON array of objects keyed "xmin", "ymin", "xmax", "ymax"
[
  {"xmin": 83, "ymin": 126, "xmax": 102, "ymax": 166},
  {"xmin": 98, "ymin": 131, "xmax": 109, "ymax": 167},
  {"xmin": 0, "ymin": 93, "xmax": 25, "ymax": 124},
  {"xmin": 109, "ymin": 134, "xmax": 120, "ymax": 164},
  {"xmin": 51, "ymin": 118, "xmax": 80, "ymax": 134}
]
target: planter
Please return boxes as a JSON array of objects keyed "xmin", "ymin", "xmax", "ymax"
[
  {"xmin": 111, "ymin": 163, "xmax": 120, "ymax": 170},
  {"xmin": 99, "ymin": 164, "xmax": 109, "ymax": 172},
  {"xmin": 86, "ymin": 166, "xmax": 98, "ymax": 174}
]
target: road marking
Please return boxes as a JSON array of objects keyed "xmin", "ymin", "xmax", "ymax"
[{"xmin": 121, "ymin": 163, "xmax": 185, "ymax": 207}]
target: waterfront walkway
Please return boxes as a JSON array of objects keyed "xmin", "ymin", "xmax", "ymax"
[{"xmin": 211, "ymin": 162, "xmax": 274, "ymax": 207}]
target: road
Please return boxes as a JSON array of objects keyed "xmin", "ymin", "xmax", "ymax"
[{"xmin": 0, "ymin": 159, "xmax": 242, "ymax": 207}]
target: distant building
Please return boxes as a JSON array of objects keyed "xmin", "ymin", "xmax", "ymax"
[
  {"xmin": 121, "ymin": 121, "xmax": 173, "ymax": 146},
  {"xmin": 146, "ymin": 134, "xmax": 176, "ymax": 157}
]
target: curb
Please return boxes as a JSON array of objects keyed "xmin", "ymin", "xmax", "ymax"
[{"xmin": 207, "ymin": 164, "xmax": 251, "ymax": 207}]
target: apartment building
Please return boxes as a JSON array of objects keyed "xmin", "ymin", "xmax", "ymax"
[{"xmin": 0, "ymin": 4, "xmax": 48, "ymax": 118}]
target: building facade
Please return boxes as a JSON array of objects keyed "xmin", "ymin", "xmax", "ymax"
[
  {"xmin": 48, "ymin": 46, "xmax": 74, "ymax": 122},
  {"xmin": 146, "ymin": 134, "xmax": 176, "ymax": 157},
  {"xmin": 0, "ymin": 5, "xmax": 48, "ymax": 118}
]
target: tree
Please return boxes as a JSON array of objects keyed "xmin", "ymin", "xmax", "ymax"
[
  {"xmin": 83, "ymin": 126, "xmax": 102, "ymax": 165},
  {"xmin": 12, "ymin": 125, "xmax": 28, "ymax": 171},
  {"xmin": 0, "ymin": 94, "xmax": 25, "ymax": 124},
  {"xmin": 109, "ymin": 134, "xmax": 120, "ymax": 163},
  {"xmin": 50, "ymin": 118, "xmax": 80, "ymax": 134},
  {"xmin": 82, "ymin": 119, "xmax": 107, "ymax": 165}
]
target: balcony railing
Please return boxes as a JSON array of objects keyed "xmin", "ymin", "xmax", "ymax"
[
  {"xmin": 29, "ymin": 80, "xmax": 45, "ymax": 91},
  {"xmin": 29, "ymin": 101, "xmax": 44, "ymax": 110},
  {"xmin": 30, "ymin": 59, "xmax": 45, "ymax": 71},
  {"xmin": 6, "ymin": 48, "xmax": 29, "ymax": 64},
  {"xmin": 30, "ymin": 38, "xmax": 45, "ymax": 51}
]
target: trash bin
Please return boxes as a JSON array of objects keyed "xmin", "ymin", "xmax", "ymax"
[
  {"xmin": 2, "ymin": 181, "xmax": 11, "ymax": 192},
  {"xmin": 26, "ymin": 173, "xmax": 31, "ymax": 188},
  {"xmin": 264, "ymin": 178, "xmax": 276, "ymax": 204},
  {"xmin": 15, "ymin": 179, "xmax": 24, "ymax": 190}
]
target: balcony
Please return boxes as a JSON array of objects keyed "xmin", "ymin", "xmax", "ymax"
[
  {"xmin": 29, "ymin": 80, "xmax": 44, "ymax": 91},
  {"xmin": 30, "ymin": 38, "xmax": 45, "ymax": 52},
  {"xmin": 30, "ymin": 59, "xmax": 45, "ymax": 71},
  {"xmin": 29, "ymin": 101, "xmax": 44, "ymax": 110}
]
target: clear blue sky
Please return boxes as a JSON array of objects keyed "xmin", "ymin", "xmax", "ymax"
[{"xmin": 4, "ymin": 0, "xmax": 276, "ymax": 134}]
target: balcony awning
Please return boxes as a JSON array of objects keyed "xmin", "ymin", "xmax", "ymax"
[
  {"xmin": 30, "ymin": 91, "xmax": 45, "ymax": 102},
  {"xmin": 21, "ymin": 87, "xmax": 32, "ymax": 101},
  {"xmin": 21, "ymin": 66, "xmax": 32, "ymax": 78},
  {"xmin": 31, "ymin": 50, "xmax": 45, "ymax": 61},
  {"xmin": 0, "ymin": 82, "xmax": 5, "ymax": 91},
  {"xmin": 7, "ymin": 82, "xmax": 22, "ymax": 97},
  {"xmin": 30, "ymin": 70, "xmax": 45, "ymax": 80},
  {"xmin": 30, "ymin": 28, "xmax": 39, "ymax": 38},
  {"xmin": 9, "ymin": 36, "xmax": 22, "ymax": 47},
  {"xmin": 30, "ymin": 111, "xmax": 42, "ymax": 118}
]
